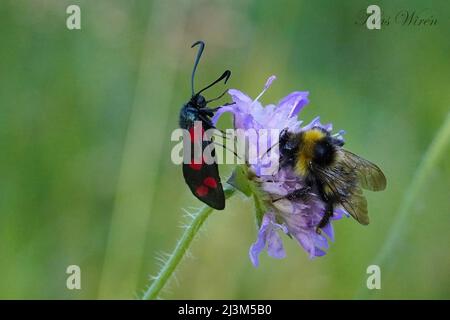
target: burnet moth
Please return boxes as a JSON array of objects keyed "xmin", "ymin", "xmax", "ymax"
[{"xmin": 178, "ymin": 41, "xmax": 231, "ymax": 210}]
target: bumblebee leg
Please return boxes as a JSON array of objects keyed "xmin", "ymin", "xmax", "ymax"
[
  {"xmin": 272, "ymin": 186, "xmax": 311, "ymax": 202},
  {"xmin": 316, "ymin": 201, "xmax": 333, "ymax": 234}
]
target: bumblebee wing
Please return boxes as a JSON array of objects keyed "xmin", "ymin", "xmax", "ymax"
[
  {"xmin": 314, "ymin": 163, "xmax": 370, "ymax": 225},
  {"xmin": 341, "ymin": 150, "xmax": 387, "ymax": 191},
  {"xmin": 340, "ymin": 186, "xmax": 369, "ymax": 225},
  {"xmin": 182, "ymin": 139, "xmax": 225, "ymax": 210}
]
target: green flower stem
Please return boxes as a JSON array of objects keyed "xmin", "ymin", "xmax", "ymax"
[
  {"xmin": 142, "ymin": 186, "xmax": 236, "ymax": 300},
  {"xmin": 356, "ymin": 112, "xmax": 450, "ymax": 298}
]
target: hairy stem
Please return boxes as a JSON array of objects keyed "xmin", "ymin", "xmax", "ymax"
[
  {"xmin": 142, "ymin": 186, "xmax": 236, "ymax": 300},
  {"xmin": 356, "ymin": 112, "xmax": 450, "ymax": 298}
]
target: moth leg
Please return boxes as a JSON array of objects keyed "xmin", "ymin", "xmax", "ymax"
[
  {"xmin": 198, "ymin": 108, "xmax": 215, "ymax": 117},
  {"xmin": 222, "ymin": 102, "xmax": 236, "ymax": 107},
  {"xmin": 206, "ymin": 102, "xmax": 235, "ymax": 110},
  {"xmin": 199, "ymin": 106, "xmax": 219, "ymax": 114},
  {"xmin": 197, "ymin": 113, "xmax": 233, "ymax": 140},
  {"xmin": 199, "ymin": 103, "xmax": 235, "ymax": 116},
  {"xmin": 211, "ymin": 141, "xmax": 240, "ymax": 159},
  {"xmin": 197, "ymin": 113, "xmax": 215, "ymax": 129},
  {"xmin": 213, "ymin": 132, "xmax": 235, "ymax": 141}
]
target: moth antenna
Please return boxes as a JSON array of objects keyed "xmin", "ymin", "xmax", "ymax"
[
  {"xmin": 191, "ymin": 40, "xmax": 205, "ymax": 97},
  {"xmin": 197, "ymin": 70, "xmax": 231, "ymax": 96},
  {"xmin": 206, "ymin": 89, "xmax": 228, "ymax": 104}
]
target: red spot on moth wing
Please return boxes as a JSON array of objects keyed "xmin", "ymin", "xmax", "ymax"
[
  {"xmin": 203, "ymin": 177, "xmax": 218, "ymax": 189},
  {"xmin": 188, "ymin": 155, "xmax": 205, "ymax": 170},
  {"xmin": 188, "ymin": 126, "xmax": 205, "ymax": 142},
  {"xmin": 189, "ymin": 163, "xmax": 202, "ymax": 170},
  {"xmin": 195, "ymin": 185, "xmax": 209, "ymax": 197}
]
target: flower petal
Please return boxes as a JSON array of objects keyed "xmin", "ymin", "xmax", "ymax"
[
  {"xmin": 229, "ymin": 89, "xmax": 253, "ymax": 104},
  {"xmin": 266, "ymin": 227, "xmax": 286, "ymax": 259},
  {"xmin": 321, "ymin": 222, "xmax": 335, "ymax": 242},
  {"xmin": 313, "ymin": 247, "xmax": 327, "ymax": 257},
  {"xmin": 211, "ymin": 105, "xmax": 236, "ymax": 125},
  {"xmin": 313, "ymin": 233, "xmax": 329, "ymax": 250},
  {"xmin": 249, "ymin": 213, "xmax": 287, "ymax": 267},
  {"xmin": 249, "ymin": 216, "xmax": 270, "ymax": 267},
  {"xmin": 333, "ymin": 208, "xmax": 350, "ymax": 219},
  {"xmin": 295, "ymin": 232, "xmax": 315, "ymax": 257},
  {"xmin": 277, "ymin": 91, "xmax": 309, "ymax": 118}
]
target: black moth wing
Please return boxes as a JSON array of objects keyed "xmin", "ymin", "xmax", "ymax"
[{"xmin": 182, "ymin": 133, "xmax": 225, "ymax": 210}]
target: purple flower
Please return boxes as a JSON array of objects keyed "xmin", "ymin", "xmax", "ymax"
[
  {"xmin": 256, "ymin": 167, "xmax": 347, "ymax": 263},
  {"xmin": 215, "ymin": 76, "xmax": 348, "ymax": 267},
  {"xmin": 212, "ymin": 76, "xmax": 309, "ymax": 132},
  {"xmin": 213, "ymin": 76, "xmax": 310, "ymax": 177},
  {"xmin": 249, "ymin": 212, "xmax": 288, "ymax": 267}
]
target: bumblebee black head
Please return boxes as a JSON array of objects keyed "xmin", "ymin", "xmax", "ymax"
[
  {"xmin": 313, "ymin": 139, "xmax": 335, "ymax": 166},
  {"xmin": 190, "ymin": 40, "xmax": 231, "ymax": 108}
]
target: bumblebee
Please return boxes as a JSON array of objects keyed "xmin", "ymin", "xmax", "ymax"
[{"xmin": 278, "ymin": 126, "xmax": 386, "ymax": 232}]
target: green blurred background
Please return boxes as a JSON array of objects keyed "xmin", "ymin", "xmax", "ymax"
[{"xmin": 0, "ymin": 0, "xmax": 449, "ymax": 299}]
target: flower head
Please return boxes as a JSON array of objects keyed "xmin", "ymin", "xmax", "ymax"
[
  {"xmin": 212, "ymin": 76, "xmax": 309, "ymax": 132},
  {"xmin": 216, "ymin": 76, "xmax": 347, "ymax": 267}
]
